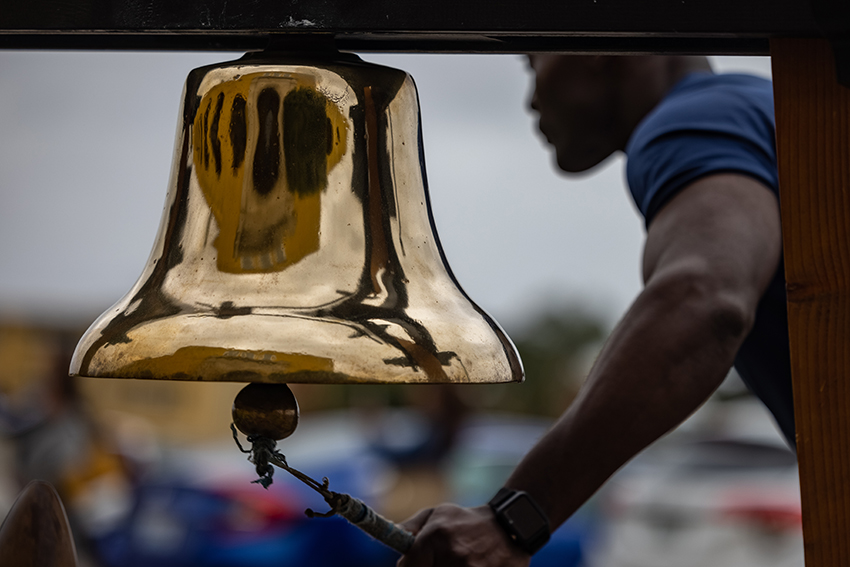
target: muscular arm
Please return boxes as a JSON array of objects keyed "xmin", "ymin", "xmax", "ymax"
[{"xmin": 398, "ymin": 174, "xmax": 782, "ymax": 566}]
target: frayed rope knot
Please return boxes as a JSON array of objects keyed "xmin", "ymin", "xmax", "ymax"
[{"xmin": 231, "ymin": 423, "xmax": 285, "ymax": 489}]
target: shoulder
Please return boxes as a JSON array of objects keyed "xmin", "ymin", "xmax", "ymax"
[
  {"xmin": 626, "ymin": 73, "xmax": 778, "ymax": 225},
  {"xmin": 629, "ymin": 73, "xmax": 774, "ymax": 149}
]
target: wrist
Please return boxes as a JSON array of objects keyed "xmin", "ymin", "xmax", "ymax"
[{"xmin": 488, "ymin": 488, "xmax": 551, "ymax": 554}]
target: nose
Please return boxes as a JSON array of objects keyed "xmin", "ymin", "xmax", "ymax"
[{"xmin": 529, "ymin": 87, "xmax": 539, "ymax": 112}]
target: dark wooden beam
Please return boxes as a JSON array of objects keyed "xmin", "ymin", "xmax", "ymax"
[
  {"xmin": 772, "ymin": 37, "xmax": 850, "ymax": 567},
  {"xmin": 0, "ymin": 33, "xmax": 776, "ymax": 54},
  {"xmin": 0, "ymin": 0, "xmax": 819, "ymax": 52}
]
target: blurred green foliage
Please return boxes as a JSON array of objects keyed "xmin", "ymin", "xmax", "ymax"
[{"xmin": 479, "ymin": 306, "xmax": 606, "ymax": 416}]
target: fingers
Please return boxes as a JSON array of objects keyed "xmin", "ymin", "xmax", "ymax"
[
  {"xmin": 396, "ymin": 504, "xmax": 531, "ymax": 567},
  {"xmin": 397, "ymin": 508, "xmax": 435, "ymax": 567},
  {"xmin": 400, "ymin": 507, "xmax": 435, "ymax": 535},
  {"xmin": 397, "ymin": 541, "xmax": 434, "ymax": 567}
]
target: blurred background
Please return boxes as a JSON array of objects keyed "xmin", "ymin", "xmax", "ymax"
[{"xmin": 0, "ymin": 51, "xmax": 800, "ymax": 566}]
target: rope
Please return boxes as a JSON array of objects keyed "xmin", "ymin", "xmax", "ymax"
[
  {"xmin": 231, "ymin": 423, "xmax": 282, "ymax": 489},
  {"xmin": 230, "ymin": 423, "xmax": 414, "ymax": 554}
]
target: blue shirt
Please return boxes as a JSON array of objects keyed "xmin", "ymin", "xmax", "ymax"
[{"xmin": 625, "ymin": 73, "xmax": 795, "ymax": 446}]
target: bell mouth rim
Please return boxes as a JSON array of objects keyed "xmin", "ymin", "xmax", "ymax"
[
  {"xmin": 72, "ymin": 370, "xmax": 521, "ymax": 385},
  {"xmin": 71, "ymin": 310, "xmax": 523, "ymax": 385}
]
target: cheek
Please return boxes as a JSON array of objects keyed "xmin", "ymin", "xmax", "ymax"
[{"xmin": 553, "ymin": 106, "xmax": 600, "ymax": 145}]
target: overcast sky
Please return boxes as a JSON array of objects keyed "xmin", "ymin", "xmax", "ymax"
[{"xmin": 0, "ymin": 51, "xmax": 771, "ymax": 332}]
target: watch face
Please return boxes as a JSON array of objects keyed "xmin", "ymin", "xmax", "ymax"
[{"xmin": 504, "ymin": 496, "xmax": 546, "ymax": 540}]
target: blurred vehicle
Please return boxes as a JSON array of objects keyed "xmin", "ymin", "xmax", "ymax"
[
  {"xmin": 89, "ymin": 410, "xmax": 598, "ymax": 566},
  {"xmin": 447, "ymin": 414, "xmax": 599, "ymax": 567},
  {"xmin": 92, "ymin": 415, "xmax": 401, "ymax": 567},
  {"xmin": 94, "ymin": 477, "xmax": 400, "ymax": 567},
  {"xmin": 587, "ymin": 399, "xmax": 803, "ymax": 567}
]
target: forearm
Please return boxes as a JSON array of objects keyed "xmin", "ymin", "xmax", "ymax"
[
  {"xmin": 504, "ymin": 275, "xmax": 753, "ymax": 528},
  {"xmin": 397, "ymin": 176, "xmax": 781, "ymax": 567}
]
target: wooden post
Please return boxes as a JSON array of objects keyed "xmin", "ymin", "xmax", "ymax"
[{"xmin": 772, "ymin": 38, "xmax": 850, "ymax": 566}]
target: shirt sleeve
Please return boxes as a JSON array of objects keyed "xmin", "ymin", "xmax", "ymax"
[
  {"xmin": 625, "ymin": 77, "xmax": 779, "ymax": 228},
  {"xmin": 627, "ymin": 129, "xmax": 779, "ymax": 225}
]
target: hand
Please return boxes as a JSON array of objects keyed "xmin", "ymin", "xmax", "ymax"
[{"xmin": 396, "ymin": 504, "xmax": 531, "ymax": 567}]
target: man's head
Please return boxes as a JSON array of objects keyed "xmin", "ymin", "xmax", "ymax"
[{"xmin": 528, "ymin": 55, "xmax": 712, "ymax": 173}]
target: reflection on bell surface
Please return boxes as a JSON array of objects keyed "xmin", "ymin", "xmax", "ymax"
[{"xmin": 71, "ymin": 52, "xmax": 523, "ymax": 385}]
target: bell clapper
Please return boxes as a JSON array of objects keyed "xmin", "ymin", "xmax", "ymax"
[
  {"xmin": 232, "ymin": 382, "xmax": 299, "ymax": 441},
  {"xmin": 230, "ymin": 383, "xmax": 414, "ymax": 554}
]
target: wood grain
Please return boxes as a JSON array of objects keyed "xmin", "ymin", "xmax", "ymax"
[
  {"xmin": 0, "ymin": 481, "xmax": 78, "ymax": 567},
  {"xmin": 772, "ymin": 38, "xmax": 850, "ymax": 567}
]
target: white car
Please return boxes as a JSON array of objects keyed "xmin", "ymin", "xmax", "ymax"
[{"xmin": 587, "ymin": 398, "xmax": 803, "ymax": 567}]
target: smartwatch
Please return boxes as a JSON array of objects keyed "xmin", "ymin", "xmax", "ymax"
[{"xmin": 488, "ymin": 488, "xmax": 551, "ymax": 554}]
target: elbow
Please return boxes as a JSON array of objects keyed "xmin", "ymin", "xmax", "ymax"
[
  {"xmin": 703, "ymin": 296, "xmax": 753, "ymax": 347},
  {"xmin": 643, "ymin": 262, "xmax": 756, "ymax": 347}
]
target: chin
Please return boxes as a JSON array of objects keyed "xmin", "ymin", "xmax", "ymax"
[{"xmin": 556, "ymin": 153, "xmax": 604, "ymax": 174}]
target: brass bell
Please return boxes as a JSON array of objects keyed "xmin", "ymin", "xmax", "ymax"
[{"xmin": 70, "ymin": 52, "xmax": 522, "ymax": 386}]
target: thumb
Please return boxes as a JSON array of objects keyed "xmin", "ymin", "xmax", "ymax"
[{"xmin": 399, "ymin": 507, "xmax": 435, "ymax": 535}]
